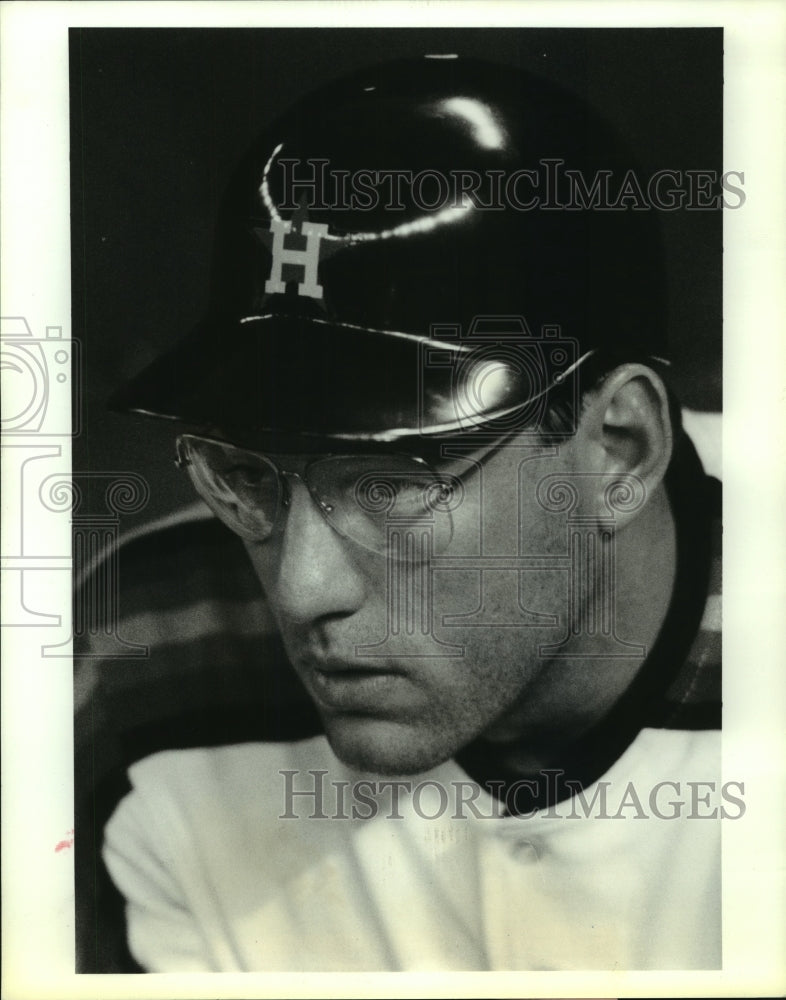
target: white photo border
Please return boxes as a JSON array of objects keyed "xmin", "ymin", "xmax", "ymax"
[{"xmin": 1, "ymin": 2, "xmax": 785, "ymax": 998}]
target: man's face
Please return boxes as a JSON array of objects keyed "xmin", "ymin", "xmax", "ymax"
[{"xmin": 244, "ymin": 433, "xmax": 579, "ymax": 775}]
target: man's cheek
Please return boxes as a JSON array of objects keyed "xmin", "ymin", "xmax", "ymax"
[
  {"xmin": 431, "ymin": 568, "xmax": 486, "ymax": 621},
  {"xmin": 431, "ymin": 562, "xmax": 566, "ymax": 635},
  {"xmin": 243, "ymin": 539, "xmax": 277, "ymax": 591}
]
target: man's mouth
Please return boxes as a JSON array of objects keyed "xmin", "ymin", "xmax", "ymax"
[{"xmin": 300, "ymin": 656, "xmax": 411, "ymax": 711}]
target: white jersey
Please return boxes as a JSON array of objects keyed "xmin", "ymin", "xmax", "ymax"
[{"xmin": 104, "ymin": 726, "xmax": 723, "ymax": 971}]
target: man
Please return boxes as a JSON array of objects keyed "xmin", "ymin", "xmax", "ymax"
[{"xmin": 75, "ymin": 54, "xmax": 722, "ymax": 971}]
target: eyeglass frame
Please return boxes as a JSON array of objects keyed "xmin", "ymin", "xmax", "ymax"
[{"xmin": 174, "ymin": 427, "xmax": 524, "ymax": 553}]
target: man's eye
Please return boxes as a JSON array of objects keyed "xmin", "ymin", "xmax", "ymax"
[
  {"xmin": 220, "ymin": 465, "xmax": 277, "ymax": 498},
  {"xmin": 224, "ymin": 464, "xmax": 264, "ymax": 485},
  {"xmin": 354, "ymin": 474, "xmax": 446, "ymax": 515},
  {"xmin": 428, "ymin": 480, "xmax": 457, "ymax": 506}
]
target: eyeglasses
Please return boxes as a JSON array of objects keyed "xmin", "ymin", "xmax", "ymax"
[{"xmin": 175, "ymin": 434, "xmax": 469, "ymax": 558}]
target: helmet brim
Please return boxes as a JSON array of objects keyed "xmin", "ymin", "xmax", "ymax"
[{"xmin": 109, "ymin": 313, "xmax": 554, "ymax": 448}]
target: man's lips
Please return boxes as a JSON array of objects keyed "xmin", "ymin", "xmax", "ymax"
[
  {"xmin": 297, "ymin": 656, "xmax": 411, "ymax": 710},
  {"xmin": 308, "ymin": 657, "xmax": 406, "ymax": 677}
]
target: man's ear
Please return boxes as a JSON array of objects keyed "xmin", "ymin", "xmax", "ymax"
[{"xmin": 573, "ymin": 364, "xmax": 674, "ymax": 522}]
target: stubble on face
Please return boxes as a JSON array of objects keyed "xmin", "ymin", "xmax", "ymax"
[{"xmin": 246, "ymin": 443, "xmax": 576, "ymax": 776}]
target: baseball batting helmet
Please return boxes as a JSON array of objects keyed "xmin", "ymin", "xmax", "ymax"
[{"xmin": 110, "ymin": 55, "xmax": 666, "ymax": 448}]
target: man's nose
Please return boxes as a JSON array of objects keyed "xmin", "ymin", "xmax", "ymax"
[{"xmin": 261, "ymin": 475, "xmax": 368, "ymax": 625}]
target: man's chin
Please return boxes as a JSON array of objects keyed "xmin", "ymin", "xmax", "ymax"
[{"xmin": 322, "ymin": 715, "xmax": 453, "ymax": 777}]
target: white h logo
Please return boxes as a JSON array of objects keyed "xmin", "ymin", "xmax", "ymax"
[{"xmin": 264, "ymin": 217, "xmax": 328, "ymax": 300}]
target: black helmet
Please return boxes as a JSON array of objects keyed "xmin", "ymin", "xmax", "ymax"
[{"xmin": 110, "ymin": 55, "xmax": 665, "ymax": 447}]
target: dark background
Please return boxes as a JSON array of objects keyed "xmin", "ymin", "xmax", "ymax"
[{"xmin": 70, "ymin": 27, "xmax": 723, "ymax": 525}]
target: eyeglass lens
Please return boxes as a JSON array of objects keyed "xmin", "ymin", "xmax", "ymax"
[{"xmin": 179, "ymin": 436, "xmax": 461, "ymax": 556}]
